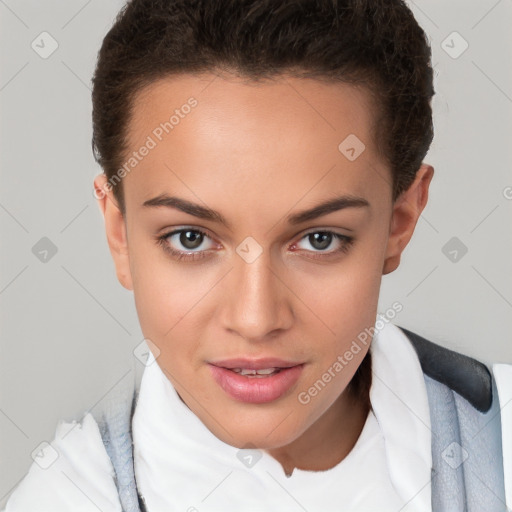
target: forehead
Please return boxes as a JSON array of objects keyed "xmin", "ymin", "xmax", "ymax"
[{"xmin": 123, "ymin": 73, "xmax": 390, "ymax": 213}]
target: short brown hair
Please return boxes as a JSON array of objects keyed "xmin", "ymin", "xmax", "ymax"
[{"xmin": 92, "ymin": 0, "xmax": 435, "ymax": 215}]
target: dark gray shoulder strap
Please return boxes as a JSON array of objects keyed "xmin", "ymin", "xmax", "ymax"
[
  {"xmin": 92, "ymin": 382, "xmax": 143, "ymax": 512},
  {"xmin": 398, "ymin": 326, "xmax": 506, "ymax": 511},
  {"xmin": 397, "ymin": 325, "xmax": 492, "ymax": 413}
]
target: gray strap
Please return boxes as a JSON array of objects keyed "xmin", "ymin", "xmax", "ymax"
[
  {"xmin": 93, "ymin": 382, "xmax": 142, "ymax": 512},
  {"xmin": 454, "ymin": 375, "xmax": 507, "ymax": 511},
  {"xmin": 425, "ymin": 374, "xmax": 467, "ymax": 511},
  {"xmin": 425, "ymin": 373, "xmax": 507, "ymax": 511}
]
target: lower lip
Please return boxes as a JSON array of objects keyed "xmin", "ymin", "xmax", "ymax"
[{"xmin": 208, "ymin": 364, "xmax": 304, "ymax": 403}]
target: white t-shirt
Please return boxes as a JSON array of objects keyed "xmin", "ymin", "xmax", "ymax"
[{"xmin": 132, "ymin": 318, "xmax": 433, "ymax": 512}]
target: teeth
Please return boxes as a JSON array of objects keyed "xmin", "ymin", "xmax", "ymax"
[{"xmin": 231, "ymin": 367, "xmax": 280, "ymax": 376}]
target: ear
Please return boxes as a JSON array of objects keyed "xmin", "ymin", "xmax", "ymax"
[
  {"xmin": 382, "ymin": 163, "xmax": 434, "ymax": 275},
  {"xmin": 93, "ymin": 174, "xmax": 133, "ymax": 291}
]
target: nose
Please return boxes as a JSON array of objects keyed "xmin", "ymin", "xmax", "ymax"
[{"xmin": 220, "ymin": 248, "xmax": 294, "ymax": 342}]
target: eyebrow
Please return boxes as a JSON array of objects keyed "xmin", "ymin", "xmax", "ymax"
[{"xmin": 142, "ymin": 194, "xmax": 370, "ymax": 228}]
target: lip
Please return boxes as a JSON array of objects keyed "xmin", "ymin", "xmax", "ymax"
[
  {"xmin": 208, "ymin": 361, "xmax": 304, "ymax": 403},
  {"xmin": 209, "ymin": 357, "xmax": 301, "ymax": 370}
]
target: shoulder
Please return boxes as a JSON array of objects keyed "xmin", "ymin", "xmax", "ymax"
[
  {"xmin": 2, "ymin": 413, "xmax": 122, "ymax": 512},
  {"xmin": 396, "ymin": 325, "xmax": 493, "ymax": 413}
]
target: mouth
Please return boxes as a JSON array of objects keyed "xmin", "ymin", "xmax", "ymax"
[
  {"xmin": 208, "ymin": 359, "xmax": 305, "ymax": 403},
  {"xmin": 209, "ymin": 357, "xmax": 301, "ymax": 370},
  {"xmin": 229, "ymin": 367, "xmax": 284, "ymax": 377}
]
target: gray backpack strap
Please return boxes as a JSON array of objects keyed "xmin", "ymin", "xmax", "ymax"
[
  {"xmin": 92, "ymin": 381, "xmax": 143, "ymax": 512},
  {"xmin": 453, "ymin": 374, "xmax": 506, "ymax": 511},
  {"xmin": 423, "ymin": 375, "xmax": 467, "ymax": 511},
  {"xmin": 399, "ymin": 326, "xmax": 507, "ymax": 511}
]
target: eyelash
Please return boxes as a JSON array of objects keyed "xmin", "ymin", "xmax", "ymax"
[
  {"xmin": 155, "ymin": 228, "xmax": 355, "ymax": 262},
  {"xmin": 156, "ymin": 228, "xmax": 215, "ymax": 262}
]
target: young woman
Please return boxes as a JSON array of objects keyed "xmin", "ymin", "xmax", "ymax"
[{"xmin": 4, "ymin": 0, "xmax": 510, "ymax": 511}]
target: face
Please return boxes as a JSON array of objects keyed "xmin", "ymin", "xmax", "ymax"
[{"xmin": 95, "ymin": 72, "xmax": 433, "ymax": 451}]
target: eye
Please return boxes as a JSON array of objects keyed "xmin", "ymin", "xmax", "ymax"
[
  {"xmin": 156, "ymin": 228, "xmax": 216, "ymax": 261},
  {"xmin": 156, "ymin": 227, "xmax": 354, "ymax": 262},
  {"xmin": 292, "ymin": 230, "xmax": 354, "ymax": 258}
]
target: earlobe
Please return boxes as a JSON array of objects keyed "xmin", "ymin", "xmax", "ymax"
[
  {"xmin": 93, "ymin": 174, "xmax": 134, "ymax": 291},
  {"xmin": 382, "ymin": 163, "xmax": 434, "ymax": 276}
]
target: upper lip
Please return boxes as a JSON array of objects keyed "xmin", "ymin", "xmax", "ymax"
[{"xmin": 209, "ymin": 358, "xmax": 303, "ymax": 370}]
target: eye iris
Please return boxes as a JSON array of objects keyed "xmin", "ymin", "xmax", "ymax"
[
  {"xmin": 309, "ymin": 232, "xmax": 332, "ymax": 250},
  {"xmin": 180, "ymin": 230, "xmax": 203, "ymax": 249}
]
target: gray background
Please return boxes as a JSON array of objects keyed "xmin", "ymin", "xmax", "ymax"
[{"xmin": 1, "ymin": 0, "xmax": 511, "ymax": 506}]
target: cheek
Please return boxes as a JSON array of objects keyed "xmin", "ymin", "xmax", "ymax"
[
  {"xmin": 128, "ymin": 241, "xmax": 207, "ymax": 350},
  {"xmin": 297, "ymin": 250, "xmax": 382, "ymax": 385},
  {"xmin": 303, "ymin": 256, "xmax": 382, "ymax": 334}
]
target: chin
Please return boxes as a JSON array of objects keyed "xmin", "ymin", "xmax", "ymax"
[
  {"xmin": 205, "ymin": 408, "xmax": 308, "ymax": 451},
  {"xmin": 227, "ymin": 430, "xmax": 300, "ymax": 451}
]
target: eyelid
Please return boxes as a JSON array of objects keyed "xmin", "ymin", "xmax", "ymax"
[{"xmin": 299, "ymin": 226, "xmax": 352, "ymax": 237}]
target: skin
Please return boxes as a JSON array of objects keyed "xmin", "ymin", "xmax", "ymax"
[{"xmin": 94, "ymin": 72, "xmax": 434, "ymax": 476}]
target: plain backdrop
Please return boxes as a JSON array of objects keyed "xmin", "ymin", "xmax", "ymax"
[{"xmin": 1, "ymin": 0, "xmax": 511, "ymax": 506}]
